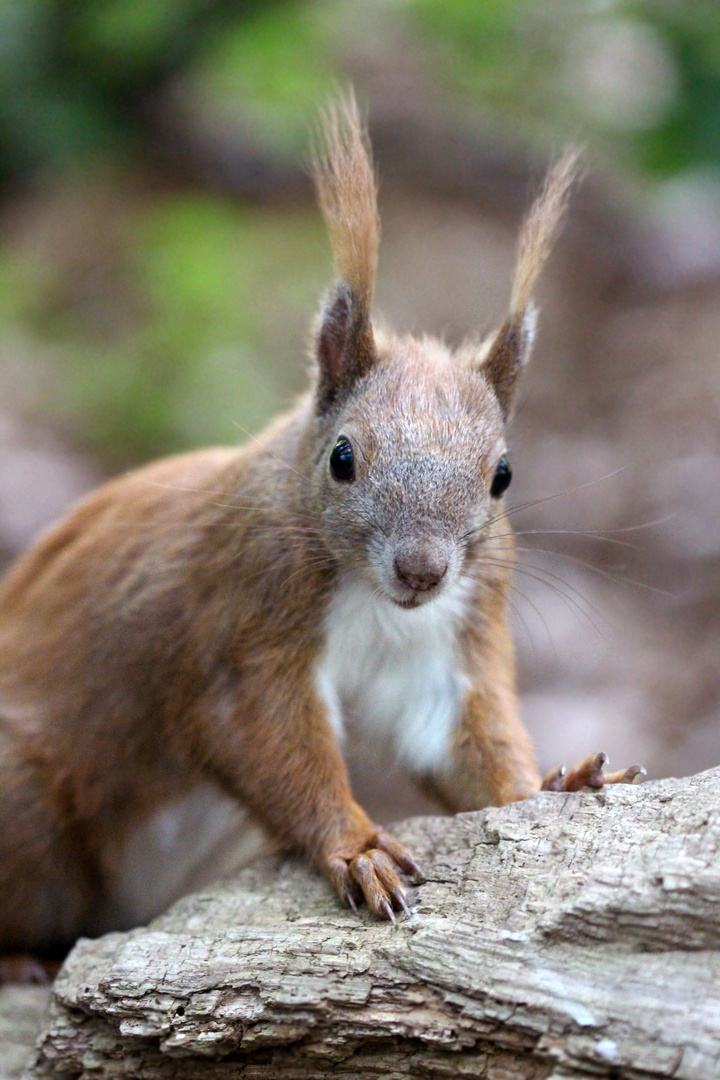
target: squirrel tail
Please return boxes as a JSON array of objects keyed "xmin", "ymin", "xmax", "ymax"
[
  {"xmin": 312, "ymin": 89, "xmax": 380, "ymax": 308},
  {"xmin": 510, "ymin": 147, "xmax": 581, "ymax": 319}
]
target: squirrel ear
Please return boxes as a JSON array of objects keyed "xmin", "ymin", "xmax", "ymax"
[
  {"xmin": 315, "ymin": 282, "xmax": 376, "ymax": 412},
  {"xmin": 480, "ymin": 305, "xmax": 537, "ymax": 418},
  {"xmin": 312, "ymin": 92, "xmax": 380, "ymax": 413},
  {"xmin": 481, "ymin": 148, "xmax": 579, "ymax": 418}
]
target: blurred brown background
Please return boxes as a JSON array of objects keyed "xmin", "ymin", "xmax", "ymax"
[{"xmin": 1, "ymin": 0, "xmax": 719, "ymax": 820}]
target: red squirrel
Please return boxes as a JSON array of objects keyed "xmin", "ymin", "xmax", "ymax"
[{"xmin": 0, "ymin": 94, "xmax": 643, "ymax": 952}]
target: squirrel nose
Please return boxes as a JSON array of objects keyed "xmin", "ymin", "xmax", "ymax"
[{"xmin": 394, "ymin": 542, "xmax": 449, "ymax": 592}]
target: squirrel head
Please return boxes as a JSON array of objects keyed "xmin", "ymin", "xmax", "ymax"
[{"xmin": 307, "ymin": 92, "xmax": 578, "ymax": 610}]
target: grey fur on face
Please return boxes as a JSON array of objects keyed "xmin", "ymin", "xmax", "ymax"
[{"xmin": 309, "ymin": 334, "xmax": 507, "ymax": 608}]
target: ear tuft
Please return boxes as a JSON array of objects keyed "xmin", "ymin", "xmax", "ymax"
[
  {"xmin": 482, "ymin": 149, "xmax": 579, "ymax": 417},
  {"xmin": 510, "ymin": 148, "xmax": 580, "ymax": 320},
  {"xmin": 312, "ymin": 90, "xmax": 380, "ymax": 308},
  {"xmin": 312, "ymin": 90, "xmax": 380, "ymax": 413}
]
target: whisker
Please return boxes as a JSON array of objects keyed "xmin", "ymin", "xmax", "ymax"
[
  {"xmin": 476, "ymin": 572, "xmax": 556, "ymax": 667},
  {"xmin": 274, "ymin": 556, "xmax": 337, "ymax": 593},
  {"xmin": 142, "ymin": 479, "xmax": 242, "ymax": 497},
  {"xmin": 485, "ymin": 466, "xmax": 629, "ymax": 531},
  {"xmin": 506, "ymin": 528, "xmax": 641, "ymax": 552},
  {"xmin": 139, "ymin": 479, "xmax": 321, "ymax": 524},
  {"xmin": 479, "ymin": 555, "xmax": 606, "ymax": 633},
  {"xmin": 205, "ymin": 501, "xmax": 320, "ymax": 524},
  {"xmin": 513, "ymin": 545, "xmax": 673, "ymax": 599},
  {"xmin": 231, "ymin": 420, "xmax": 312, "ymax": 487},
  {"xmin": 234, "ymin": 551, "xmax": 336, "ymax": 585},
  {"xmin": 556, "ymin": 514, "xmax": 674, "ymax": 536}
]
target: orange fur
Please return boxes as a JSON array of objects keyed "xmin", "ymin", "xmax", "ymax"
[
  {"xmin": 0, "ymin": 97, "xmax": 630, "ymax": 960},
  {"xmin": 312, "ymin": 89, "xmax": 380, "ymax": 306},
  {"xmin": 511, "ymin": 148, "xmax": 580, "ymax": 318}
]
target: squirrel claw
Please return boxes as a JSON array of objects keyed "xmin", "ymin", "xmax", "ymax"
[
  {"xmin": 540, "ymin": 763, "xmax": 568, "ymax": 791},
  {"xmin": 391, "ymin": 888, "xmax": 411, "ymax": 918},
  {"xmin": 327, "ymin": 828, "xmax": 419, "ymax": 920},
  {"xmin": 374, "ymin": 830, "xmax": 426, "ymax": 882},
  {"xmin": 605, "ymin": 764, "xmax": 646, "ymax": 785},
  {"xmin": 542, "ymin": 752, "xmax": 646, "ymax": 793},
  {"xmin": 379, "ymin": 898, "xmax": 397, "ymax": 924},
  {"xmin": 403, "ymin": 857, "xmax": 427, "ymax": 884},
  {"xmin": 571, "ymin": 751, "xmax": 608, "ymax": 790}
]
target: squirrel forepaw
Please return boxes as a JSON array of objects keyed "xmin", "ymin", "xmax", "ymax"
[
  {"xmin": 541, "ymin": 751, "xmax": 646, "ymax": 793},
  {"xmin": 325, "ymin": 829, "xmax": 425, "ymax": 920}
]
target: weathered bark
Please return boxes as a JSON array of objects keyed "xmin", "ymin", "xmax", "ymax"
[{"xmin": 22, "ymin": 767, "xmax": 720, "ymax": 1078}]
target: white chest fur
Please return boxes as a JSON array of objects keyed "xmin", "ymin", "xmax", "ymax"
[{"xmin": 315, "ymin": 575, "xmax": 472, "ymax": 776}]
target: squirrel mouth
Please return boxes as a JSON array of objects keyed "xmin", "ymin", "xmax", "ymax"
[
  {"xmin": 391, "ymin": 590, "xmax": 439, "ymax": 610},
  {"xmin": 393, "ymin": 596, "xmax": 420, "ymax": 609}
]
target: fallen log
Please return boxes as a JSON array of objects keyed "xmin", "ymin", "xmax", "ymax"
[
  {"xmin": 0, "ymin": 987, "xmax": 50, "ymax": 1080},
  {"xmin": 26, "ymin": 767, "xmax": 720, "ymax": 1078}
]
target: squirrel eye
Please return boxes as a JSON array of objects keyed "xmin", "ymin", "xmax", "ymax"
[
  {"xmin": 329, "ymin": 437, "xmax": 355, "ymax": 482},
  {"xmin": 490, "ymin": 455, "xmax": 512, "ymax": 498}
]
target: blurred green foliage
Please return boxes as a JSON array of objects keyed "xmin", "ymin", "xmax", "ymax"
[
  {"xmin": 0, "ymin": 0, "xmax": 334, "ymax": 183},
  {"xmin": 0, "ymin": 0, "xmax": 718, "ymax": 467},
  {"xmin": 0, "ymin": 193, "xmax": 327, "ymax": 465},
  {"xmin": 411, "ymin": 0, "xmax": 720, "ymax": 177},
  {"xmin": 1, "ymin": 0, "xmax": 716, "ymax": 183},
  {"xmin": 634, "ymin": 1, "xmax": 720, "ymax": 176},
  {"xmin": 185, "ymin": 3, "xmax": 336, "ymax": 157},
  {"xmin": 0, "ymin": 0, "xmax": 337, "ymax": 465}
]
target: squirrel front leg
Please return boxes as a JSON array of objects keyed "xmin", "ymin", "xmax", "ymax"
[
  {"xmin": 423, "ymin": 616, "xmax": 644, "ymax": 813},
  {"xmin": 423, "ymin": 620, "xmax": 542, "ymax": 812},
  {"xmin": 425, "ymin": 685, "xmax": 644, "ymax": 813},
  {"xmin": 197, "ymin": 665, "xmax": 421, "ymax": 919}
]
